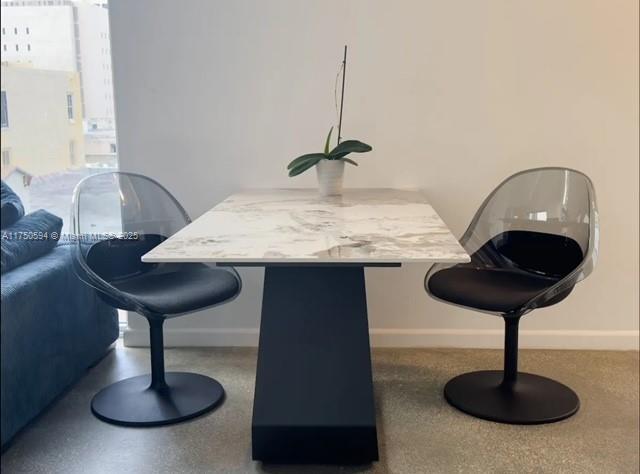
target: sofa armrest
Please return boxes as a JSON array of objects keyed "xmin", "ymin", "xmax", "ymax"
[{"xmin": 1, "ymin": 243, "xmax": 118, "ymax": 447}]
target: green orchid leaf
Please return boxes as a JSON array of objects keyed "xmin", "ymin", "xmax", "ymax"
[
  {"xmin": 288, "ymin": 156, "xmax": 323, "ymax": 177},
  {"xmin": 341, "ymin": 158, "xmax": 358, "ymax": 166},
  {"xmin": 323, "ymin": 126, "xmax": 334, "ymax": 155},
  {"xmin": 328, "ymin": 140, "xmax": 372, "ymax": 159},
  {"xmin": 287, "ymin": 153, "xmax": 327, "ymax": 170}
]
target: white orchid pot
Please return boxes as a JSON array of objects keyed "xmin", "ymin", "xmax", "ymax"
[{"xmin": 316, "ymin": 159, "xmax": 345, "ymax": 197}]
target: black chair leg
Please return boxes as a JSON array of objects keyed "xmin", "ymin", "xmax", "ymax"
[
  {"xmin": 502, "ymin": 316, "xmax": 519, "ymax": 386},
  {"xmin": 443, "ymin": 316, "xmax": 580, "ymax": 424},
  {"xmin": 148, "ymin": 318, "xmax": 168, "ymax": 391},
  {"xmin": 91, "ymin": 315, "xmax": 225, "ymax": 427}
]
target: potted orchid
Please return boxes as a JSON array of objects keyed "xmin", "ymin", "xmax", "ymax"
[
  {"xmin": 286, "ymin": 46, "xmax": 372, "ymax": 196},
  {"xmin": 287, "ymin": 127, "xmax": 372, "ymax": 196}
]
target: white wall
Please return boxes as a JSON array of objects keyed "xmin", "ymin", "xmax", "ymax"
[{"xmin": 110, "ymin": 0, "xmax": 639, "ymax": 350}]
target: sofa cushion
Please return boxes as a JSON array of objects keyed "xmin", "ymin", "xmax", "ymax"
[
  {"xmin": 1, "ymin": 210, "xmax": 63, "ymax": 274},
  {"xmin": 1, "ymin": 181, "xmax": 25, "ymax": 229}
]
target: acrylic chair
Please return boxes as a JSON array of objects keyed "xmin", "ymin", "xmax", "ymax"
[
  {"xmin": 71, "ymin": 172, "xmax": 242, "ymax": 427},
  {"xmin": 425, "ymin": 167, "xmax": 598, "ymax": 424}
]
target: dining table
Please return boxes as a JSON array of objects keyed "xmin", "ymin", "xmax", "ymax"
[{"xmin": 142, "ymin": 188, "xmax": 470, "ymax": 464}]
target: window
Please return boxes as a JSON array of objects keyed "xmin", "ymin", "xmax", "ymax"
[
  {"xmin": 0, "ymin": 0, "xmax": 118, "ymax": 239},
  {"xmin": 1, "ymin": 91, "xmax": 8, "ymax": 128},
  {"xmin": 110, "ymin": 143, "xmax": 117, "ymax": 153},
  {"xmin": 69, "ymin": 140, "xmax": 76, "ymax": 165},
  {"xmin": 1, "ymin": 149, "xmax": 10, "ymax": 167},
  {"xmin": 66, "ymin": 93, "xmax": 74, "ymax": 120}
]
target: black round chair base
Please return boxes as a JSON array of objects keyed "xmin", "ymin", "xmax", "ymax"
[
  {"xmin": 444, "ymin": 370, "xmax": 579, "ymax": 425},
  {"xmin": 91, "ymin": 372, "xmax": 225, "ymax": 427}
]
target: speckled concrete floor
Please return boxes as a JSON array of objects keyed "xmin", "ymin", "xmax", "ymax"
[{"xmin": 1, "ymin": 344, "xmax": 638, "ymax": 474}]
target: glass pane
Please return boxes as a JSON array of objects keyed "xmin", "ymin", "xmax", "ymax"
[{"xmin": 0, "ymin": 0, "xmax": 117, "ymax": 234}]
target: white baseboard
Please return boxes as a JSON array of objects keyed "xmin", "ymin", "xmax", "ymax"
[{"xmin": 124, "ymin": 327, "xmax": 639, "ymax": 351}]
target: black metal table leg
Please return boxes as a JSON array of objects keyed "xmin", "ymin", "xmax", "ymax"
[{"xmin": 252, "ymin": 265, "xmax": 378, "ymax": 464}]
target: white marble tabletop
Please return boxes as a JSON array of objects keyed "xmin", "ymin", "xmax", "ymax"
[{"xmin": 142, "ymin": 189, "xmax": 470, "ymax": 264}]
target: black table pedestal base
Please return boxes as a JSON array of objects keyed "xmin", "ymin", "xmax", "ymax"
[
  {"xmin": 444, "ymin": 370, "xmax": 579, "ymax": 424},
  {"xmin": 252, "ymin": 266, "xmax": 378, "ymax": 464}
]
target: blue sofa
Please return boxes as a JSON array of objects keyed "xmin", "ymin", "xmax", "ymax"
[{"xmin": 1, "ymin": 191, "xmax": 118, "ymax": 448}]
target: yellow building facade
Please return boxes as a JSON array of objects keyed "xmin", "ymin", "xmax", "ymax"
[{"xmin": 1, "ymin": 63, "xmax": 85, "ymax": 179}]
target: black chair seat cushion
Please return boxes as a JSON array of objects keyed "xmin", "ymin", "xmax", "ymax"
[
  {"xmin": 113, "ymin": 265, "xmax": 239, "ymax": 315},
  {"xmin": 428, "ymin": 266, "xmax": 559, "ymax": 313}
]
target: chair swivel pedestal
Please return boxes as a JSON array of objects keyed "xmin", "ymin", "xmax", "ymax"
[
  {"xmin": 444, "ymin": 316, "xmax": 579, "ymax": 425},
  {"xmin": 91, "ymin": 317, "xmax": 225, "ymax": 427}
]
